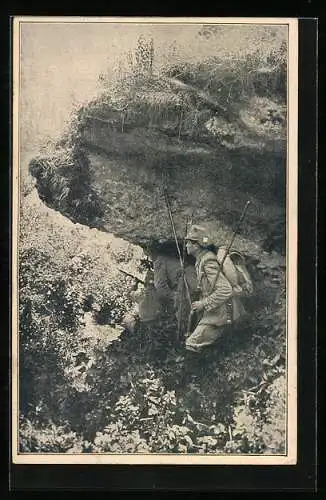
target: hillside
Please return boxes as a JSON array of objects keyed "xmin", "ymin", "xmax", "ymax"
[
  {"xmin": 28, "ymin": 33, "xmax": 286, "ymax": 254},
  {"xmin": 19, "ymin": 185, "xmax": 286, "ymax": 454},
  {"xmin": 19, "ymin": 29, "xmax": 288, "ymax": 455}
]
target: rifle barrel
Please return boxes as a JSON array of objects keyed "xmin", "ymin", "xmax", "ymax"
[
  {"xmin": 118, "ymin": 268, "xmax": 146, "ymax": 285},
  {"xmin": 163, "ymin": 187, "xmax": 192, "ymax": 306},
  {"xmin": 177, "ymin": 213, "xmax": 193, "ymax": 340},
  {"xmin": 211, "ymin": 200, "xmax": 251, "ymax": 291}
]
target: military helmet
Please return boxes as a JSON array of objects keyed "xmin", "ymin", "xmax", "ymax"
[{"xmin": 185, "ymin": 225, "xmax": 214, "ymax": 248}]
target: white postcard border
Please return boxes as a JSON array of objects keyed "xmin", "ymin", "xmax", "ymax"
[{"xmin": 12, "ymin": 16, "xmax": 298, "ymax": 465}]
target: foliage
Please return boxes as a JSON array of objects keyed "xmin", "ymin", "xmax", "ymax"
[
  {"xmin": 18, "ymin": 183, "xmax": 287, "ymax": 455},
  {"xmin": 19, "ymin": 417, "xmax": 88, "ymax": 453},
  {"xmin": 78, "ymin": 32, "xmax": 287, "ymax": 151},
  {"xmin": 92, "ymin": 425, "xmax": 150, "ymax": 453},
  {"xmin": 18, "ymin": 191, "xmax": 142, "ymax": 423},
  {"xmin": 89, "ymin": 370, "xmax": 191, "ymax": 453},
  {"xmin": 225, "ymin": 374, "xmax": 286, "ymax": 454},
  {"xmin": 19, "ymin": 29, "xmax": 288, "ymax": 456},
  {"xmin": 28, "ymin": 124, "xmax": 105, "ymax": 226}
]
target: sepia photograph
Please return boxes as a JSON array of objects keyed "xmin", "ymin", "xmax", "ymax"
[{"xmin": 12, "ymin": 17, "xmax": 298, "ymax": 465}]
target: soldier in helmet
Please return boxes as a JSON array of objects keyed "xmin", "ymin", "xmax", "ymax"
[{"xmin": 185, "ymin": 225, "xmax": 245, "ymax": 353}]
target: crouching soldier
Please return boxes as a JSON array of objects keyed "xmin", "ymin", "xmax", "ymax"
[
  {"xmin": 143, "ymin": 242, "xmax": 197, "ymax": 332},
  {"xmin": 122, "ymin": 241, "xmax": 198, "ymax": 337},
  {"xmin": 153, "ymin": 251, "xmax": 197, "ymax": 318},
  {"xmin": 185, "ymin": 225, "xmax": 246, "ymax": 353},
  {"xmin": 121, "ymin": 266, "xmax": 164, "ymax": 332}
]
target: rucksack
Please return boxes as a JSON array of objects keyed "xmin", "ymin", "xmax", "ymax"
[{"xmin": 216, "ymin": 246, "xmax": 254, "ymax": 298}]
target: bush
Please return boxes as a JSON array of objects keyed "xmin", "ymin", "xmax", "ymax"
[
  {"xmin": 92, "ymin": 425, "xmax": 150, "ymax": 453},
  {"xmin": 18, "ymin": 192, "xmax": 141, "ymax": 430},
  {"xmin": 226, "ymin": 374, "xmax": 286, "ymax": 454},
  {"xmin": 19, "ymin": 417, "xmax": 87, "ymax": 453}
]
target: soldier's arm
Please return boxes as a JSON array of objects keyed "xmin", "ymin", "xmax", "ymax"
[{"xmin": 201, "ymin": 259, "xmax": 233, "ymax": 311}]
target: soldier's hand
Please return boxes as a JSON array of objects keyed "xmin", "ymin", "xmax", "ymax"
[{"xmin": 191, "ymin": 300, "xmax": 204, "ymax": 312}]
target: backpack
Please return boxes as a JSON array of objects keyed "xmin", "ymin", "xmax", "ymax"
[{"xmin": 216, "ymin": 247, "xmax": 254, "ymax": 298}]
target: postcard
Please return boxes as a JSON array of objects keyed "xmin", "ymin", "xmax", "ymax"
[{"xmin": 12, "ymin": 16, "xmax": 298, "ymax": 465}]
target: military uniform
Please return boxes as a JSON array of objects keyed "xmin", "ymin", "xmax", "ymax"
[
  {"xmin": 185, "ymin": 226, "xmax": 245, "ymax": 353},
  {"xmin": 153, "ymin": 255, "xmax": 181, "ymax": 309},
  {"xmin": 153, "ymin": 255, "xmax": 198, "ymax": 316},
  {"xmin": 123, "ymin": 254, "xmax": 197, "ymax": 331}
]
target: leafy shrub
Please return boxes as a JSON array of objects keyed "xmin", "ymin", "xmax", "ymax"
[
  {"xmin": 92, "ymin": 424, "xmax": 150, "ymax": 453},
  {"xmin": 105, "ymin": 370, "xmax": 182, "ymax": 451},
  {"xmin": 225, "ymin": 373, "xmax": 286, "ymax": 454},
  {"xmin": 18, "ymin": 192, "xmax": 140, "ymax": 430},
  {"xmin": 19, "ymin": 417, "xmax": 86, "ymax": 453}
]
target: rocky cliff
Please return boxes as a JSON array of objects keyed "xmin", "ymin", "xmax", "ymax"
[{"xmin": 28, "ymin": 44, "xmax": 286, "ymax": 256}]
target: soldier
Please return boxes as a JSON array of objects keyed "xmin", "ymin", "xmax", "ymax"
[
  {"xmin": 122, "ymin": 240, "xmax": 197, "ymax": 335},
  {"xmin": 185, "ymin": 225, "xmax": 246, "ymax": 353},
  {"xmin": 152, "ymin": 242, "xmax": 197, "ymax": 319},
  {"xmin": 144, "ymin": 241, "xmax": 197, "ymax": 325},
  {"xmin": 121, "ymin": 267, "xmax": 163, "ymax": 332}
]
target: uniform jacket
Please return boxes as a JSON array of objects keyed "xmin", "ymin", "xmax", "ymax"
[
  {"xmin": 137, "ymin": 269, "xmax": 164, "ymax": 322},
  {"xmin": 153, "ymin": 255, "xmax": 198, "ymax": 303},
  {"xmin": 196, "ymin": 249, "xmax": 245, "ymax": 326},
  {"xmin": 153, "ymin": 255, "xmax": 181, "ymax": 303},
  {"xmin": 138, "ymin": 255, "xmax": 197, "ymax": 322}
]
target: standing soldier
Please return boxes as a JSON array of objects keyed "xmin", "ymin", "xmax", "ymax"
[{"xmin": 185, "ymin": 225, "xmax": 246, "ymax": 353}]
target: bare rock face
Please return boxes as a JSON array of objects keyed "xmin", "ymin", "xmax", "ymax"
[{"xmin": 29, "ymin": 84, "xmax": 286, "ymax": 255}]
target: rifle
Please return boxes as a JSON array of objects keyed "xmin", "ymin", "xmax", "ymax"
[
  {"xmin": 176, "ymin": 214, "xmax": 193, "ymax": 341},
  {"xmin": 211, "ymin": 200, "xmax": 251, "ymax": 292},
  {"xmin": 186, "ymin": 200, "xmax": 251, "ymax": 338},
  {"xmin": 162, "ymin": 184, "xmax": 192, "ymax": 308},
  {"xmin": 118, "ymin": 268, "xmax": 146, "ymax": 285}
]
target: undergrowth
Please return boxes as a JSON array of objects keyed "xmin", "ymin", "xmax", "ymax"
[
  {"xmin": 19, "ymin": 28, "xmax": 287, "ymax": 455},
  {"xmin": 18, "ymin": 190, "xmax": 287, "ymax": 455}
]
